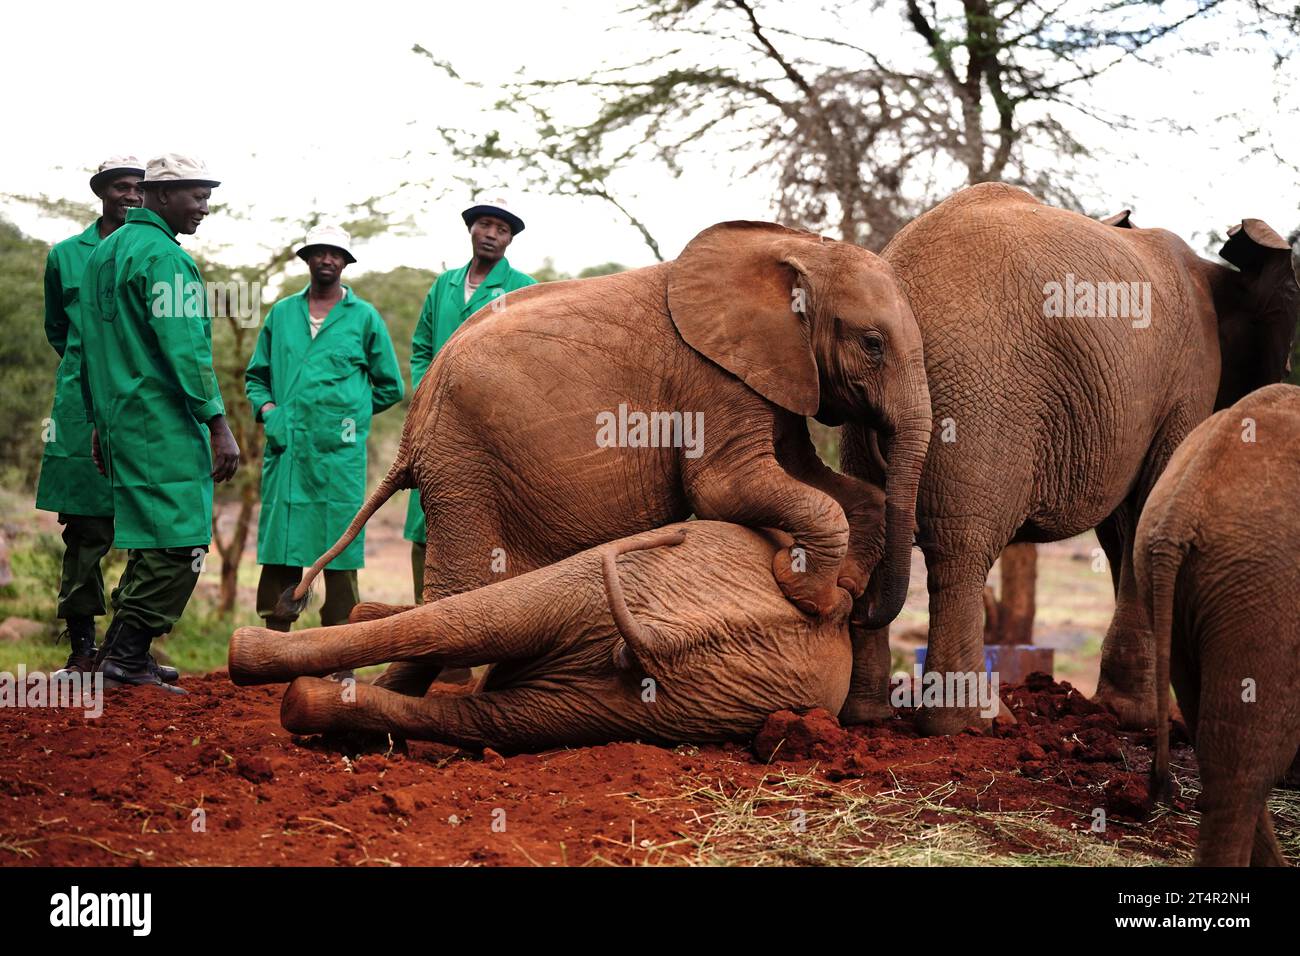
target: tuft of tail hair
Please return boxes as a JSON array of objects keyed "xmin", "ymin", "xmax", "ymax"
[{"xmin": 274, "ymin": 585, "xmax": 312, "ymax": 621}]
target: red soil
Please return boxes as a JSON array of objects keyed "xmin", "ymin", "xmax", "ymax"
[{"xmin": 0, "ymin": 672, "xmax": 1204, "ymax": 866}]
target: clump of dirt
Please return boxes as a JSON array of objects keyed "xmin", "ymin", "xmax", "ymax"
[
  {"xmin": 0, "ymin": 671, "xmax": 1204, "ymax": 866},
  {"xmin": 755, "ymin": 674, "xmax": 1168, "ymax": 820}
]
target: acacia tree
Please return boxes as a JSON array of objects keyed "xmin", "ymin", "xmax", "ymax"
[{"xmin": 424, "ymin": 0, "xmax": 1294, "ymax": 255}]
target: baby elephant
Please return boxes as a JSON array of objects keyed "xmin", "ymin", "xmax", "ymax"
[
  {"xmin": 1138, "ymin": 384, "xmax": 1300, "ymax": 866},
  {"xmin": 228, "ymin": 521, "xmax": 853, "ymax": 750}
]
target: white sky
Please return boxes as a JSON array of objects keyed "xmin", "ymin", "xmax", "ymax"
[{"xmin": 2, "ymin": 0, "xmax": 1296, "ymax": 282}]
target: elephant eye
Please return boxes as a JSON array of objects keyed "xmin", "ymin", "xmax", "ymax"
[{"xmin": 864, "ymin": 333, "xmax": 884, "ymax": 357}]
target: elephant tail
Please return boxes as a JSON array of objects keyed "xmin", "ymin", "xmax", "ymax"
[
  {"xmin": 276, "ymin": 446, "xmax": 415, "ymax": 619},
  {"xmin": 601, "ymin": 529, "xmax": 687, "ymax": 673},
  {"xmin": 1147, "ymin": 544, "xmax": 1186, "ymax": 806}
]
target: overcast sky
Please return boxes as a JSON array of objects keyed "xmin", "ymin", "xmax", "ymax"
[{"xmin": 3, "ymin": 0, "xmax": 1296, "ymax": 284}]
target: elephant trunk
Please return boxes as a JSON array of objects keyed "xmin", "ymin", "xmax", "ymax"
[{"xmin": 861, "ymin": 362, "xmax": 931, "ymax": 629}]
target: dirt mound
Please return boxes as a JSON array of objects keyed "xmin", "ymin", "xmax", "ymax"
[{"xmin": 0, "ymin": 672, "xmax": 1203, "ymax": 865}]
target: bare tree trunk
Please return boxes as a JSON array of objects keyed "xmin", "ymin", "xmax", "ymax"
[{"xmin": 986, "ymin": 542, "xmax": 1037, "ymax": 644}]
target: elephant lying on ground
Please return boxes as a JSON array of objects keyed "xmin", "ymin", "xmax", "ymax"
[
  {"xmin": 1138, "ymin": 384, "xmax": 1300, "ymax": 866},
  {"xmin": 842, "ymin": 183, "xmax": 1298, "ymax": 733},
  {"xmin": 230, "ymin": 521, "xmax": 855, "ymax": 749},
  {"xmin": 281, "ymin": 220, "xmax": 929, "ymax": 719}
]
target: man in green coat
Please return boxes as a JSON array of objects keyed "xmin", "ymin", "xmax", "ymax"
[
  {"xmin": 246, "ymin": 224, "xmax": 404, "ymax": 632},
  {"xmin": 405, "ymin": 198, "xmax": 536, "ymax": 601},
  {"xmin": 79, "ymin": 154, "xmax": 241, "ymax": 694},
  {"xmin": 36, "ymin": 156, "xmax": 143, "ymax": 673}
]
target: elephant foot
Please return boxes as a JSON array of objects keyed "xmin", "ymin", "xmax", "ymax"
[
  {"xmin": 838, "ymin": 692, "xmax": 893, "ymax": 725},
  {"xmin": 915, "ymin": 705, "xmax": 993, "ymax": 737},
  {"xmin": 835, "ymin": 555, "xmax": 870, "ymax": 600},
  {"xmin": 771, "ymin": 549, "xmax": 844, "ymax": 617},
  {"xmin": 348, "ymin": 602, "xmax": 416, "ymax": 624},
  {"xmin": 228, "ymin": 626, "xmax": 282, "ymax": 686},
  {"xmin": 1092, "ymin": 682, "xmax": 1156, "ymax": 730},
  {"xmin": 282, "ymin": 676, "xmax": 356, "ymax": 736}
]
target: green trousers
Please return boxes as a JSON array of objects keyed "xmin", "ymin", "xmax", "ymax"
[
  {"xmin": 109, "ymin": 546, "xmax": 204, "ymax": 635},
  {"xmin": 57, "ymin": 513, "xmax": 115, "ymax": 620},
  {"xmin": 257, "ymin": 564, "xmax": 359, "ymax": 628}
]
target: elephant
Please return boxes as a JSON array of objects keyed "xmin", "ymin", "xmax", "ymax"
[
  {"xmin": 229, "ymin": 521, "xmax": 856, "ymax": 749},
  {"xmin": 1138, "ymin": 384, "xmax": 1300, "ymax": 866},
  {"xmin": 283, "ymin": 220, "xmax": 931, "ymax": 715},
  {"xmin": 841, "ymin": 182, "xmax": 1298, "ymax": 733}
]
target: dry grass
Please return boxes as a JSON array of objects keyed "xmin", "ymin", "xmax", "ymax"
[{"xmin": 598, "ymin": 768, "xmax": 1195, "ymax": 867}]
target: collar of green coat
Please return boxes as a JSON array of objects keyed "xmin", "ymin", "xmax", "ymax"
[
  {"xmin": 75, "ymin": 220, "xmax": 102, "ymax": 247},
  {"xmin": 452, "ymin": 256, "xmax": 516, "ymax": 290},
  {"xmin": 456, "ymin": 256, "xmax": 517, "ymax": 315},
  {"xmin": 125, "ymin": 207, "xmax": 179, "ymax": 244},
  {"xmin": 293, "ymin": 283, "xmax": 355, "ymax": 306}
]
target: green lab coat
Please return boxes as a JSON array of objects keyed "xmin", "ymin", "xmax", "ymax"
[
  {"xmin": 34, "ymin": 221, "xmax": 114, "ymax": 516},
  {"xmin": 246, "ymin": 286, "xmax": 404, "ymax": 569},
  {"xmin": 78, "ymin": 207, "xmax": 226, "ymax": 549},
  {"xmin": 403, "ymin": 257, "xmax": 536, "ymax": 544}
]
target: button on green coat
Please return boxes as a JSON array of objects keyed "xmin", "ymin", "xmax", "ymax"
[
  {"xmin": 78, "ymin": 208, "xmax": 226, "ymax": 549},
  {"xmin": 247, "ymin": 286, "xmax": 404, "ymax": 569},
  {"xmin": 35, "ymin": 221, "xmax": 114, "ymax": 517},
  {"xmin": 403, "ymin": 257, "xmax": 536, "ymax": 544}
]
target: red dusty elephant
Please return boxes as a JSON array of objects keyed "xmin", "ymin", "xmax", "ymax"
[
  {"xmin": 281, "ymin": 220, "xmax": 930, "ymax": 720},
  {"xmin": 230, "ymin": 521, "xmax": 856, "ymax": 750},
  {"xmin": 1139, "ymin": 384, "xmax": 1300, "ymax": 866},
  {"xmin": 841, "ymin": 183, "xmax": 1297, "ymax": 733}
]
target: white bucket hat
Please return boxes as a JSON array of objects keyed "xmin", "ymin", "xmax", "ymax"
[
  {"xmin": 89, "ymin": 155, "xmax": 145, "ymax": 195},
  {"xmin": 462, "ymin": 195, "xmax": 525, "ymax": 235},
  {"xmin": 142, "ymin": 153, "xmax": 221, "ymax": 188},
  {"xmin": 295, "ymin": 223, "xmax": 356, "ymax": 264}
]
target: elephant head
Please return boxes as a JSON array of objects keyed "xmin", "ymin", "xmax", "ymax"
[
  {"xmin": 667, "ymin": 221, "xmax": 931, "ymax": 627},
  {"xmin": 1211, "ymin": 219, "xmax": 1299, "ymax": 410}
]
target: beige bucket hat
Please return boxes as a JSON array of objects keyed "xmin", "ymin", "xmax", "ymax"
[
  {"xmin": 295, "ymin": 223, "xmax": 356, "ymax": 264},
  {"xmin": 142, "ymin": 153, "xmax": 221, "ymax": 188},
  {"xmin": 89, "ymin": 155, "xmax": 145, "ymax": 195}
]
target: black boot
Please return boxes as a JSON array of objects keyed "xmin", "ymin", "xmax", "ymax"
[
  {"xmin": 98, "ymin": 621, "xmax": 187, "ymax": 695},
  {"xmin": 148, "ymin": 652, "xmax": 180, "ymax": 685},
  {"xmin": 55, "ymin": 616, "xmax": 98, "ymax": 673},
  {"xmin": 94, "ymin": 621, "xmax": 179, "ymax": 684}
]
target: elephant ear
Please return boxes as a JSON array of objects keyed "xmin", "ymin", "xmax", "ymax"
[
  {"xmin": 1220, "ymin": 219, "xmax": 1290, "ymax": 271},
  {"xmin": 1211, "ymin": 218, "xmax": 1299, "ymax": 410},
  {"xmin": 667, "ymin": 221, "xmax": 823, "ymax": 416},
  {"xmin": 1101, "ymin": 209, "xmax": 1137, "ymax": 228}
]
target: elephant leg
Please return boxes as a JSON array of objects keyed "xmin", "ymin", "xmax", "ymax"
[
  {"xmin": 1096, "ymin": 408, "xmax": 1205, "ymax": 726},
  {"xmin": 916, "ymin": 546, "xmax": 1002, "ymax": 736},
  {"xmin": 375, "ymin": 507, "xmax": 516, "ymax": 697},
  {"xmin": 840, "ymin": 573, "xmax": 894, "ymax": 723},
  {"xmin": 774, "ymin": 418, "xmax": 884, "ymax": 599},
  {"xmin": 229, "ymin": 555, "xmax": 599, "ymax": 685},
  {"xmin": 349, "ymin": 602, "xmax": 416, "ymax": 624},
  {"xmin": 1093, "ymin": 510, "xmax": 1158, "ymax": 728},
  {"xmin": 687, "ymin": 451, "xmax": 849, "ymax": 616},
  {"xmin": 1249, "ymin": 809, "xmax": 1288, "ymax": 867},
  {"xmin": 1093, "ymin": 512, "xmax": 1126, "ymax": 596},
  {"xmin": 281, "ymin": 677, "xmax": 592, "ymax": 752},
  {"xmin": 1194, "ymin": 735, "xmax": 1280, "ymax": 867}
]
